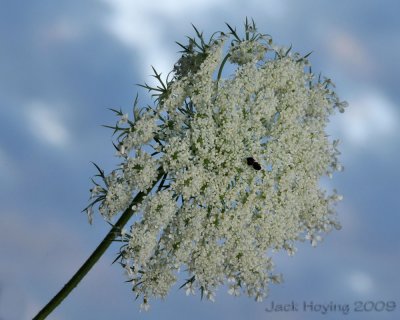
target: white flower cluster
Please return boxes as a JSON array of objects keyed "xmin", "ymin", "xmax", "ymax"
[
  {"xmin": 87, "ymin": 20, "xmax": 346, "ymax": 310},
  {"xmin": 229, "ymin": 40, "xmax": 267, "ymax": 65},
  {"xmin": 120, "ymin": 114, "xmax": 159, "ymax": 155},
  {"xmin": 123, "ymin": 151, "xmax": 159, "ymax": 193},
  {"xmin": 98, "ymin": 172, "xmax": 132, "ymax": 221},
  {"xmin": 87, "ymin": 113, "xmax": 161, "ymax": 220}
]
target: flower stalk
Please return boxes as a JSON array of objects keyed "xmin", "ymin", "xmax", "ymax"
[{"xmin": 33, "ymin": 170, "xmax": 164, "ymax": 320}]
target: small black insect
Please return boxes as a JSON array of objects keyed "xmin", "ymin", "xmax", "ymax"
[
  {"xmin": 246, "ymin": 157, "xmax": 255, "ymax": 165},
  {"xmin": 252, "ymin": 162, "xmax": 261, "ymax": 170},
  {"xmin": 246, "ymin": 157, "xmax": 262, "ymax": 170}
]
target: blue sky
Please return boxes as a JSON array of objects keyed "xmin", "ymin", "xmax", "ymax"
[{"xmin": 0, "ymin": 1, "xmax": 399, "ymax": 319}]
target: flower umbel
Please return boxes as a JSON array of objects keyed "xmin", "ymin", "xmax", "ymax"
[{"xmin": 86, "ymin": 18, "xmax": 346, "ymax": 310}]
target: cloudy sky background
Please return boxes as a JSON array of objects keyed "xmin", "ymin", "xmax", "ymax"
[{"xmin": 0, "ymin": 0, "xmax": 399, "ymax": 319}]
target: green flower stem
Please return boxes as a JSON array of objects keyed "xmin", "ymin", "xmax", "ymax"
[{"xmin": 33, "ymin": 170, "xmax": 165, "ymax": 320}]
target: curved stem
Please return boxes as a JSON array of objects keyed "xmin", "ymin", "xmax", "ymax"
[
  {"xmin": 33, "ymin": 171, "xmax": 165, "ymax": 320},
  {"xmin": 217, "ymin": 53, "xmax": 231, "ymax": 83}
]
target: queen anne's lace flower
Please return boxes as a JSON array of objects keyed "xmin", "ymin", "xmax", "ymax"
[{"xmin": 86, "ymin": 19, "xmax": 347, "ymax": 310}]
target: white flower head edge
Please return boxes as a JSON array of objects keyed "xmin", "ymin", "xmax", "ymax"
[{"xmin": 84, "ymin": 18, "xmax": 347, "ymax": 310}]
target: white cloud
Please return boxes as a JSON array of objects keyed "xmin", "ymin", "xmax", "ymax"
[
  {"xmin": 99, "ymin": 0, "xmax": 288, "ymax": 81},
  {"xmin": 99, "ymin": 0, "xmax": 229, "ymax": 77},
  {"xmin": 347, "ymin": 271, "xmax": 374, "ymax": 295},
  {"xmin": 329, "ymin": 90, "xmax": 399, "ymax": 153},
  {"xmin": 326, "ymin": 29, "xmax": 376, "ymax": 78},
  {"xmin": 100, "ymin": 0, "xmax": 227, "ymax": 46},
  {"xmin": 26, "ymin": 101, "xmax": 70, "ymax": 147}
]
